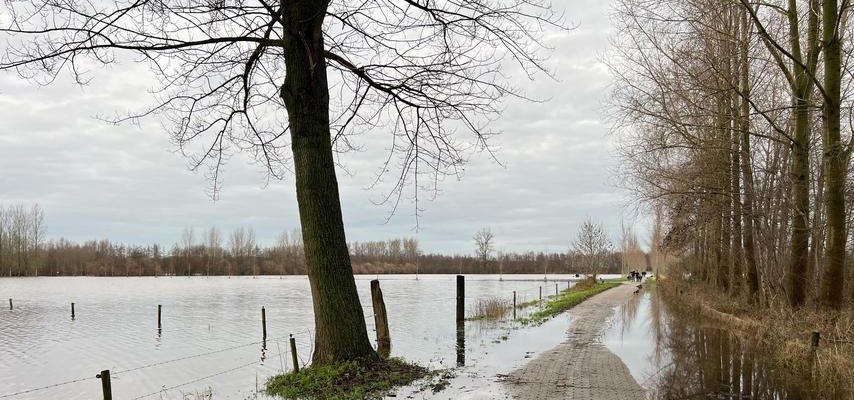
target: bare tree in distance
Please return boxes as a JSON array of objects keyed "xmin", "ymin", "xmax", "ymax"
[
  {"xmin": 205, "ymin": 227, "xmax": 222, "ymax": 276},
  {"xmin": 29, "ymin": 205, "xmax": 46, "ymax": 276},
  {"xmin": 573, "ymin": 218, "xmax": 611, "ymax": 280},
  {"xmin": 181, "ymin": 227, "xmax": 195, "ymax": 276},
  {"xmin": 473, "ymin": 228, "xmax": 495, "ymax": 268},
  {"xmin": 0, "ymin": 0, "xmax": 566, "ymax": 364}
]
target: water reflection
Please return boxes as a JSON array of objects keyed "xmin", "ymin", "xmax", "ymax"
[
  {"xmin": 456, "ymin": 323, "xmax": 466, "ymax": 366},
  {"xmin": 603, "ymin": 291, "xmax": 841, "ymax": 400}
]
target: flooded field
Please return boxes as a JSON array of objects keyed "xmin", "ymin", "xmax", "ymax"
[
  {"xmin": 602, "ymin": 290, "xmax": 847, "ymax": 400},
  {"xmin": 3, "ymin": 276, "xmax": 836, "ymax": 400},
  {"xmin": 0, "ymin": 274, "xmax": 585, "ymax": 400}
]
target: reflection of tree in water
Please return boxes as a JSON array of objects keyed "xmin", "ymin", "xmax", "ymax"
[{"xmin": 647, "ymin": 292, "xmax": 818, "ymax": 400}]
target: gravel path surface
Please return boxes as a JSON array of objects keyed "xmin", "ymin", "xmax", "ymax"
[{"xmin": 503, "ymin": 284, "xmax": 647, "ymax": 400}]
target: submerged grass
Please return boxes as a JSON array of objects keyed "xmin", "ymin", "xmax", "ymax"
[
  {"xmin": 468, "ymin": 297, "xmax": 512, "ymax": 320},
  {"xmin": 520, "ymin": 278, "xmax": 622, "ymax": 325},
  {"xmin": 265, "ymin": 357, "xmax": 426, "ymax": 400}
]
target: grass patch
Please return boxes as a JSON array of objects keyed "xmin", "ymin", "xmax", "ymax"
[
  {"xmin": 467, "ymin": 297, "xmax": 511, "ymax": 320},
  {"xmin": 520, "ymin": 279, "xmax": 621, "ymax": 325},
  {"xmin": 265, "ymin": 358, "xmax": 426, "ymax": 400}
]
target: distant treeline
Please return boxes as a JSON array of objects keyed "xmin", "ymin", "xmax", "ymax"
[{"xmin": 0, "ymin": 204, "xmax": 639, "ymax": 277}]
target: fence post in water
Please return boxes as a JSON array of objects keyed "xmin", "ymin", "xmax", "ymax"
[
  {"xmin": 261, "ymin": 306, "xmax": 267, "ymax": 340},
  {"xmin": 555, "ymin": 283, "xmax": 558, "ymax": 296},
  {"xmin": 456, "ymin": 275, "xmax": 465, "ymax": 323},
  {"xmin": 539, "ymin": 286, "xmax": 542, "ymax": 303},
  {"xmin": 71, "ymin": 302, "xmax": 75, "ymax": 320},
  {"xmin": 8, "ymin": 298, "xmax": 11, "ymax": 310},
  {"xmin": 370, "ymin": 280, "xmax": 391, "ymax": 358},
  {"xmin": 96, "ymin": 370, "xmax": 112, "ymax": 400},
  {"xmin": 512, "ymin": 291, "xmax": 517, "ymax": 320},
  {"xmin": 289, "ymin": 335, "xmax": 300, "ymax": 373},
  {"xmin": 157, "ymin": 304, "xmax": 162, "ymax": 330}
]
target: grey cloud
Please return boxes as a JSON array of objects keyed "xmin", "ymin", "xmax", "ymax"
[{"xmin": 0, "ymin": 0, "xmax": 633, "ymax": 255}]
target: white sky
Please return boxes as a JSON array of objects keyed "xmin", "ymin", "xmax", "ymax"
[{"xmin": 0, "ymin": 0, "xmax": 648, "ymax": 255}]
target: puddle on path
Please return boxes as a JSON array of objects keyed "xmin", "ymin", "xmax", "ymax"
[{"xmin": 393, "ymin": 305, "xmax": 572, "ymax": 399}]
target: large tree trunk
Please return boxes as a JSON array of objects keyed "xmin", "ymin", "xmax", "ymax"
[
  {"xmin": 739, "ymin": 6, "xmax": 760, "ymax": 301},
  {"xmin": 788, "ymin": 96, "xmax": 811, "ymax": 307},
  {"xmin": 786, "ymin": 0, "xmax": 819, "ymax": 307},
  {"xmin": 820, "ymin": 0, "xmax": 846, "ymax": 310},
  {"xmin": 718, "ymin": 98, "xmax": 732, "ymax": 292},
  {"xmin": 280, "ymin": 0, "xmax": 377, "ymax": 364}
]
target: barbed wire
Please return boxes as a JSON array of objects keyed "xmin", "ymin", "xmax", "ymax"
[
  {"xmin": 128, "ymin": 336, "xmax": 311, "ymax": 400},
  {"xmin": 112, "ymin": 334, "xmax": 293, "ymax": 376},
  {"xmin": 0, "ymin": 375, "xmax": 94, "ymax": 399},
  {"xmin": 128, "ymin": 357, "xmax": 270, "ymax": 400},
  {"xmin": 0, "ymin": 331, "xmax": 315, "ymax": 399}
]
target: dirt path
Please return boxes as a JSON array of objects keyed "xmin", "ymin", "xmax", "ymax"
[{"xmin": 503, "ymin": 284, "xmax": 646, "ymax": 400}]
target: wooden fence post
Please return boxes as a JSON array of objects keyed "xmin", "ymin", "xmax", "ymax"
[
  {"xmin": 456, "ymin": 275, "xmax": 465, "ymax": 323},
  {"xmin": 539, "ymin": 286, "xmax": 542, "ymax": 302},
  {"xmin": 512, "ymin": 291, "xmax": 517, "ymax": 320},
  {"xmin": 8, "ymin": 298, "xmax": 12, "ymax": 310},
  {"xmin": 289, "ymin": 335, "xmax": 300, "ymax": 373},
  {"xmin": 157, "ymin": 304, "xmax": 162, "ymax": 330},
  {"xmin": 810, "ymin": 331, "xmax": 821, "ymax": 373},
  {"xmin": 371, "ymin": 280, "xmax": 391, "ymax": 358},
  {"xmin": 261, "ymin": 306, "xmax": 267, "ymax": 340},
  {"xmin": 71, "ymin": 302, "xmax": 75, "ymax": 320},
  {"xmin": 96, "ymin": 370, "xmax": 112, "ymax": 400}
]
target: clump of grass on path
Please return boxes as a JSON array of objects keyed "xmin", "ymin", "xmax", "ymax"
[
  {"xmin": 521, "ymin": 278, "xmax": 621, "ymax": 325},
  {"xmin": 266, "ymin": 357, "xmax": 426, "ymax": 400}
]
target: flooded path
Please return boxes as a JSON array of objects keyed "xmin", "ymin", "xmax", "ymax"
[{"xmin": 503, "ymin": 283, "xmax": 645, "ymax": 400}]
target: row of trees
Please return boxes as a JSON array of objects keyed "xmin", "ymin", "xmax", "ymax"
[
  {"xmin": 2, "ymin": 204, "xmax": 635, "ymax": 277},
  {"xmin": 472, "ymin": 220, "xmax": 644, "ymax": 279},
  {"xmin": 0, "ymin": 204, "xmax": 46, "ymax": 276},
  {"xmin": 611, "ymin": 0, "xmax": 853, "ymax": 309}
]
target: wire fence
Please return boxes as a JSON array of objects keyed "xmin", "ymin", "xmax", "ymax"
[
  {"xmin": 2, "ymin": 276, "xmax": 558, "ymax": 399},
  {"xmin": 0, "ymin": 374, "xmax": 96, "ymax": 399},
  {"xmin": 0, "ymin": 329, "xmax": 316, "ymax": 400}
]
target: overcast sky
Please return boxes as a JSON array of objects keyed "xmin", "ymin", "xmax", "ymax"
[{"xmin": 0, "ymin": 0, "xmax": 644, "ymax": 255}]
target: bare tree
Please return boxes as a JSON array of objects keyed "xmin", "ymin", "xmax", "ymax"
[
  {"xmin": 181, "ymin": 227, "xmax": 195, "ymax": 276},
  {"xmin": 473, "ymin": 228, "xmax": 495, "ymax": 266},
  {"xmin": 573, "ymin": 218, "xmax": 611, "ymax": 280},
  {"xmin": 29, "ymin": 205, "xmax": 46, "ymax": 276},
  {"xmin": 205, "ymin": 227, "xmax": 222, "ymax": 276},
  {"xmin": 0, "ymin": 206, "xmax": 7, "ymax": 277},
  {"xmin": 1, "ymin": 0, "xmax": 564, "ymax": 363}
]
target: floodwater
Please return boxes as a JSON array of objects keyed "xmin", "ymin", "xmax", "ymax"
[
  {"xmin": 0, "ymin": 274, "xmax": 589, "ymax": 400},
  {"xmin": 602, "ymin": 289, "xmax": 848, "ymax": 400}
]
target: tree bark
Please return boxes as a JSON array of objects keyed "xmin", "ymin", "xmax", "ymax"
[
  {"xmin": 739, "ymin": 6, "xmax": 760, "ymax": 301},
  {"xmin": 787, "ymin": 0, "xmax": 820, "ymax": 307},
  {"xmin": 820, "ymin": 0, "xmax": 846, "ymax": 310},
  {"xmin": 280, "ymin": 0, "xmax": 377, "ymax": 364}
]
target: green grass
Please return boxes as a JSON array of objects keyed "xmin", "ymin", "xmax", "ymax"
[
  {"xmin": 520, "ymin": 280, "xmax": 621, "ymax": 325},
  {"xmin": 265, "ymin": 358, "xmax": 426, "ymax": 400}
]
